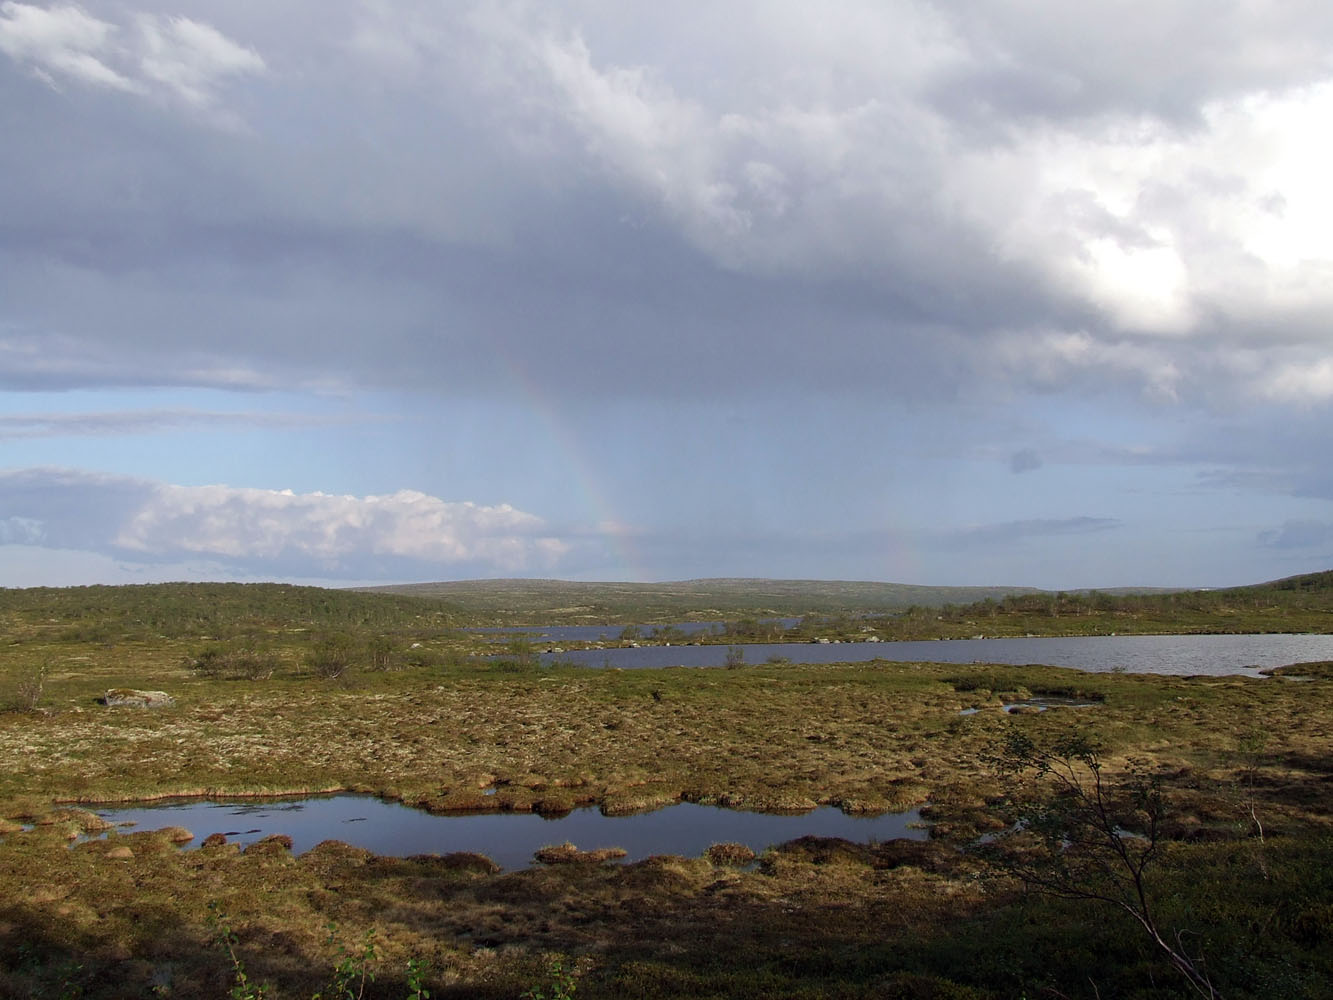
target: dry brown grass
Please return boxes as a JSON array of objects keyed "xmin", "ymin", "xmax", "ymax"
[{"xmin": 2, "ymin": 636, "xmax": 1332, "ymax": 997}]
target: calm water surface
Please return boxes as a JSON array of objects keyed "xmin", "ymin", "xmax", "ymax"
[
  {"xmin": 543, "ymin": 632, "xmax": 1333, "ymax": 676},
  {"xmin": 91, "ymin": 797, "xmax": 924, "ymax": 870}
]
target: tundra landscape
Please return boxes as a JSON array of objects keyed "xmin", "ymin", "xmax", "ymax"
[
  {"xmin": 6, "ymin": 2, "xmax": 1333, "ymax": 998},
  {"xmin": 1, "ymin": 576, "xmax": 1331, "ymax": 998}
]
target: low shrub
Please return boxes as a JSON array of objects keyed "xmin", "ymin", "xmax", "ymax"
[
  {"xmin": 8, "ymin": 662, "xmax": 47, "ymax": 711},
  {"xmin": 185, "ymin": 643, "xmax": 280, "ymax": 680},
  {"xmin": 306, "ymin": 633, "xmax": 357, "ymax": 679}
]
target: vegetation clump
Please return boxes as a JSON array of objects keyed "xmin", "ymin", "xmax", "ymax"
[
  {"xmin": 187, "ymin": 640, "xmax": 281, "ymax": 681},
  {"xmin": 704, "ymin": 842, "xmax": 757, "ymax": 866},
  {"xmin": 6, "ymin": 661, "xmax": 46, "ymax": 713},
  {"xmin": 533, "ymin": 842, "xmax": 628, "ymax": 864}
]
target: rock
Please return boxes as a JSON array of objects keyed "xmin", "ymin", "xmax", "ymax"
[{"xmin": 104, "ymin": 689, "xmax": 174, "ymax": 708}]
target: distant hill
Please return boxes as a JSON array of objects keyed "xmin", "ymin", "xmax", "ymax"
[
  {"xmin": 7, "ymin": 571, "xmax": 1325, "ymax": 638},
  {"xmin": 356, "ymin": 577, "xmax": 1049, "ymax": 623},
  {"xmin": 0, "ymin": 582, "xmax": 459, "ymax": 640},
  {"xmin": 1253, "ymin": 568, "xmax": 1333, "ymax": 594},
  {"xmin": 904, "ymin": 568, "xmax": 1333, "ymax": 638}
]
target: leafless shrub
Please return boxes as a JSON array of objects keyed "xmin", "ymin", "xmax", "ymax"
[{"xmin": 11, "ymin": 662, "xmax": 47, "ymax": 711}]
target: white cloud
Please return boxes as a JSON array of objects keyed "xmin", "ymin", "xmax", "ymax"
[
  {"xmin": 497, "ymin": 6, "xmax": 1333, "ymax": 396},
  {"xmin": 0, "ymin": 469, "xmax": 569, "ymax": 578},
  {"xmin": 0, "ymin": 1, "xmax": 139, "ymax": 91},
  {"xmin": 1258, "ymin": 358, "xmax": 1333, "ymax": 404},
  {"xmin": 135, "ymin": 14, "xmax": 264, "ymax": 107},
  {"xmin": 958, "ymin": 85, "xmax": 1333, "ymax": 338},
  {"xmin": 0, "ymin": 2, "xmax": 262, "ymax": 110},
  {"xmin": 114, "ymin": 484, "xmax": 565, "ymax": 570}
]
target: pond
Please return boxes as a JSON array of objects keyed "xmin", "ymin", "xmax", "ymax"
[
  {"xmin": 88, "ymin": 796, "xmax": 925, "ymax": 870},
  {"xmin": 542, "ymin": 632, "xmax": 1333, "ymax": 676}
]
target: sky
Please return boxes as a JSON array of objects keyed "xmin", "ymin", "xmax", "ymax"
[{"xmin": 3, "ymin": 1, "xmax": 1333, "ymax": 591}]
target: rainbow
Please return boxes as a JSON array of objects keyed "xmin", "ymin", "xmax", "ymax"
[{"xmin": 501, "ymin": 357, "xmax": 649, "ymax": 581}]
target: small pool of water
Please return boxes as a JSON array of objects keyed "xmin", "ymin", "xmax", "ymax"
[
  {"xmin": 87, "ymin": 796, "xmax": 925, "ymax": 870},
  {"xmin": 1002, "ymin": 697, "xmax": 1101, "ymax": 713},
  {"xmin": 959, "ymin": 697, "xmax": 1100, "ymax": 715}
]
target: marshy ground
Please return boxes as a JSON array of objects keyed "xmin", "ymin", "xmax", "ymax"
[{"xmin": 1, "ymin": 591, "xmax": 1331, "ymax": 998}]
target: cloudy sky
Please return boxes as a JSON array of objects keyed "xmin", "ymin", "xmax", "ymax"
[{"xmin": 3, "ymin": 1, "xmax": 1333, "ymax": 590}]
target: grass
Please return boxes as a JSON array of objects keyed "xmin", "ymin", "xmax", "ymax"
[{"xmin": 1, "ymin": 582, "xmax": 1332, "ymax": 997}]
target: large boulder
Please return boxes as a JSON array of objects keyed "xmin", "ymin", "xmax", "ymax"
[{"xmin": 104, "ymin": 689, "xmax": 175, "ymax": 708}]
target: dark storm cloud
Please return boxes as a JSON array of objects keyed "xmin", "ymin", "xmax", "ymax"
[
  {"xmin": 0, "ymin": 408, "xmax": 347, "ymax": 440},
  {"xmin": 1, "ymin": 0, "xmax": 1332, "ymax": 409},
  {"xmin": 0, "ymin": 467, "xmax": 156, "ymax": 551},
  {"xmin": 943, "ymin": 517, "xmax": 1122, "ymax": 549},
  {"xmin": 1258, "ymin": 521, "xmax": 1333, "ymax": 551},
  {"xmin": 1009, "ymin": 449, "xmax": 1042, "ymax": 474}
]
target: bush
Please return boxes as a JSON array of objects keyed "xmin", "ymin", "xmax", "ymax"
[
  {"xmin": 306, "ymin": 633, "xmax": 357, "ymax": 679},
  {"xmin": 495, "ymin": 637, "xmax": 539, "ymax": 671},
  {"xmin": 979, "ymin": 728, "xmax": 1222, "ymax": 999},
  {"xmin": 364, "ymin": 635, "xmax": 402, "ymax": 672},
  {"xmin": 9, "ymin": 662, "xmax": 47, "ymax": 711},
  {"xmin": 185, "ymin": 642, "xmax": 279, "ymax": 681},
  {"xmin": 401, "ymin": 645, "xmax": 444, "ymax": 669}
]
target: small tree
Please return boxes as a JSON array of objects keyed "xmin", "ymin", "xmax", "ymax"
[
  {"xmin": 980, "ymin": 728, "xmax": 1221, "ymax": 999},
  {"xmin": 364, "ymin": 635, "xmax": 400, "ymax": 672}
]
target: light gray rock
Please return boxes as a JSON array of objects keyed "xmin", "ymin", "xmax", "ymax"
[{"xmin": 104, "ymin": 688, "xmax": 175, "ymax": 708}]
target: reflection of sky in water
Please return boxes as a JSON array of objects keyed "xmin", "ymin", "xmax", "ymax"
[
  {"xmin": 543, "ymin": 632, "xmax": 1333, "ymax": 676},
  {"xmin": 92, "ymin": 798, "xmax": 923, "ymax": 871}
]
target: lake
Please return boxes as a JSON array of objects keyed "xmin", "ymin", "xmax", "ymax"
[
  {"xmin": 470, "ymin": 619, "xmax": 801, "ymax": 642},
  {"xmin": 539, "ymin": 632, "xmax": 1333, "ymax": 676},
  {"xmin": 88, "ymin": 796, "xmax": 925, "ymax": 870}
]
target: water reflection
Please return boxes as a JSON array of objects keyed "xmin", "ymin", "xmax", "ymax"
[{"xmin": 90, "ymin": 796, "xmax": 924, "ymax": 871}]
